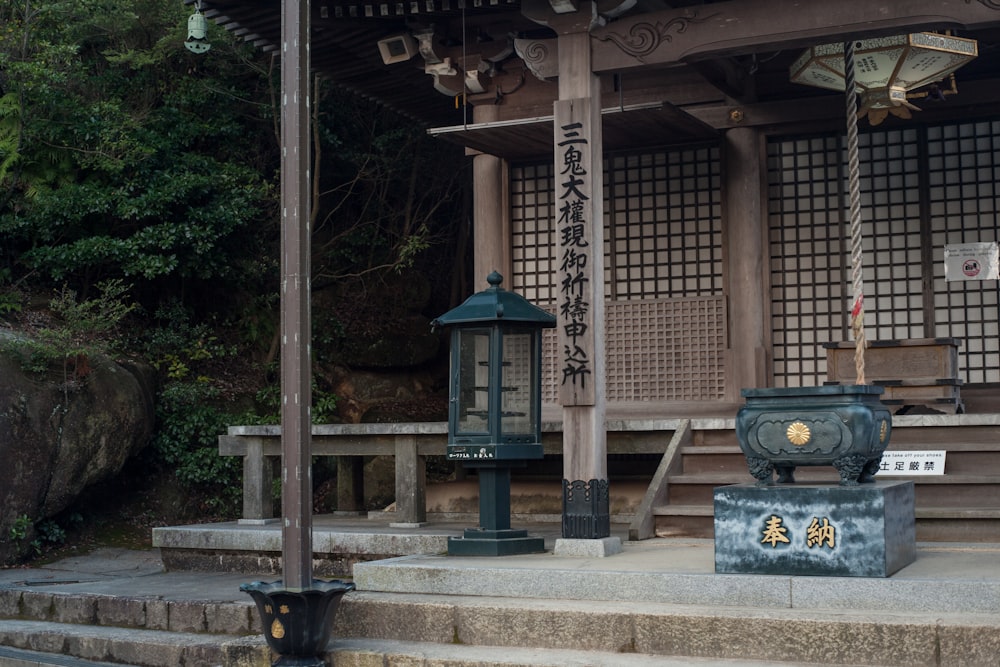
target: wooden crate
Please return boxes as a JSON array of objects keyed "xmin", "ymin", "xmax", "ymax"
[{"xmin": 823, "ymin": 338, "xmax": 964, "ymax": 414}]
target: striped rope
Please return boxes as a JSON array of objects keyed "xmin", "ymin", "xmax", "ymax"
[{"xmin": 844, "ymin": 39, "xmax": 867, "ymax": 385}]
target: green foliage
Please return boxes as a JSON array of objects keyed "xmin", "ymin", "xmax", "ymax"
[
  {"xmin": 1, "ymin": 279, "xmax": 135, "ymax": 378},
  {"xmin": 142, "ymin": 300, "xmax": 233, "ymax": 380},
  {"xmin": 0, "ymin": 268, "xmax": 23, "ymax": 316},
  {"xmin": 250, "ymin": 380, "xmax": 339, "ymax": 425},
  {"xmin": 313, "ymin": 391, "xmax": 339, "ymax": 424},
  {"xmin": 49, "ymin": 279, "xmax": 135, "ymax": 344},
  {"xmin": 0, "ymin": 0, "xmax": 459, "ymax": 520},
  {"xmin": 8, "ymin": 514, "xmax": 31, "ymax": 541},
  {"xmin": 0, "ymin": 0, "xmax": 277, "ymax": 291},
  {"xmin": 151, "ymin": 381, "xmax": 240, "ymax": 512},
  {"xmin": 7, "ymin": 513, "xmax": 73, "ymax": 556},
  {"xmin": 35, "ymin": 518, "xmax": 66, "ymax": 546}
]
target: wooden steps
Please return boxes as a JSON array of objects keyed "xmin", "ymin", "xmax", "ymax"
[{"xmin": 640, "ymin": 416, "xmax": 1000, "ymax": 542}]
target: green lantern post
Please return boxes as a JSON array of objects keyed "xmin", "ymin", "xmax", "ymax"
[{"xmin": 432, "ymin": 272, "xmax": 556, "ymax": 556}]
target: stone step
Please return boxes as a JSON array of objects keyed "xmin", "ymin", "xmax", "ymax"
[
  {"xmin": 0, "ymin": 645, "xmax": 128, "ymax": 667},
  {"xmin": 328, "ymin": 638, "xmax": 826, "ymax": 666},
  {"xmin": 4, "ymin": 541, "xmax": 1000, "ymax": 667},
  {"xmin": 329, "ymin": 591, "xmax": 1000, "ymax": 666},
  {"xmin": 0, "ymin": 589, "xmax": 259, "ymax": 636},
  {"xmin": 350, "ymin": 547, "xmax": 1000, "ymax": 615},
  {"xmin": 0, "ymin": 620, "xmax": 266, "ymax": 667},
  {"xmin": 11, "ymin": 595, "xmax": 992, "ymax": 667}
]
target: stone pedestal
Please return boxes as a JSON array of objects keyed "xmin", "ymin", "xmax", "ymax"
[
  {"xmin": 447, "ymin": 529, "xmax": 545, "ymax": 556},
  {"xmin": 714, "ymin": 481, "xmax": 915, "ymax": 577}
]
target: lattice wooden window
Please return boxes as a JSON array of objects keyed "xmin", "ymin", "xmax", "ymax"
[
  {"xmin": 860, "ymin": 128, "xmax": 924, "ymax": 341},
  {"xmin": 539, "ymin": 297, "xmax": 727, "ymax": 403},
  {"xmin": 603, "ymin": 297, "xmax": 726, "ymax": 401},
  {"xmin": 767, "ymin": 135, "xmax": 849, "ymax": 387},
  {"xmin": 607, "ymin": 148, "xmax": 723, "ymax": 299},
  {"xmin": 926, "ymin": 120, "xmax": 1000, "ymax": 385},
  {"xmin": 768, "ymin": 121, "xmax": 1000, "ymax": 387},
  {"xmin": 511, "ymin": 164, "xmax": 556, "ymax": 304}
]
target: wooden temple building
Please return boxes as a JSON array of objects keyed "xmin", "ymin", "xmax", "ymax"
[{"xmin": 193, "ymin": 0, "xmax": 1000, "ymax": 542}]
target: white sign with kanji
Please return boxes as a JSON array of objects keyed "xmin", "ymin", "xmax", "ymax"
[{"xmin": 879, "ymin": 450, "xmax": 946, "ymax": 476}]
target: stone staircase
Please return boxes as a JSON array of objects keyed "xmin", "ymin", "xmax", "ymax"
[
  {"xmin": 644, "ymin": 414, "xmax": 1000, "ymax": 542},
  {"xmin": 3, "ymin": 413, "xmax": 998, "ymax": 667},
  {"xmin": 4, "ymin": 547, "xmax": 1000, "ymax": 667},
  {"xmin": 0, "ymin": 586, "xmax": 267, "ymax": 666}
]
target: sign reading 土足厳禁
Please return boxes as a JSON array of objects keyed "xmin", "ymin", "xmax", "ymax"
[
  {"xmin": 879, "ymin": 450, "xmax": 946, "ymax": 476},
  {"xmin": 714, "ymin": 481, "xmax": 916, "ymax": 577},
  {"xmin": 944, "ymin": 242, "xmax": 999, "ymax": 282}
]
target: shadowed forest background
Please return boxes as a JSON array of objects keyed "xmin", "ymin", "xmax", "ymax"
[{"xmin": 0, "ymin": 0, "xmax": 470, "ymax": 561}]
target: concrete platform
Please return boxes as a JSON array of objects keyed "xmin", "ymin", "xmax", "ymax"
[
  {"xmin": 9, "ymin": 522, "xmax": 1000, "ymax": 614},
  {"xmin": 352, "ymin": 538, "xmax": 1000, "ymax": 615}
]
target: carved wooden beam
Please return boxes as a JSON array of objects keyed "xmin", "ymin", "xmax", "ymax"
[
  {"xmin": 417, "ymin": 25, "xmax": 520, "ymax": 98},
  {"xmin": 515, "ymin": 38, "xmax": 560, "ymax": 80},
  {"xmin": 592, "ymin": 0, "xmax": 1000, "ymax": 72}
]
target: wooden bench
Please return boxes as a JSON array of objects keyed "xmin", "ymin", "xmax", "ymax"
[
  {"xmin": 824, "ymin": 338, "xmax": 964, "ymax": 414},
  {"xmin": 219, "ymin": 423, "xmax": 450, "ymax": 525},
  {"xmin": 219, "ymin": 418, "xmax": 712, "ymax": 524}
]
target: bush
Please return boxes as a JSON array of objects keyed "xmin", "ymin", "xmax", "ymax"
[
  {"xmin": 151, "ymin": 381, "xmax": 241, "ymax": 513},
  {"xmin": 0, "ymin": 279, "xmax": 135, "ymax": 384}
]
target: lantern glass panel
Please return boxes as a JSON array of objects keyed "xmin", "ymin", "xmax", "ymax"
[
  {"xmin": 501, "ymin": 330, "xmax": 536, "ymax": 438},
  {"xmin": 455, "ymin": 328, "xmax": 490, "ymax": 435}
]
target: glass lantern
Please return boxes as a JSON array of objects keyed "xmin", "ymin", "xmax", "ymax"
[
  {"xmin": 431, "ymin": 271, "xmax": 555, "ymax": 556},
  {"xmin": 433, "ymin": 272, "xmax": 555, "ymax": 462}
]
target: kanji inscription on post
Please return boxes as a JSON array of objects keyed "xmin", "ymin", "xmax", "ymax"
[{"xmin": 554, "ymin": 99, "xmax": 597, "ymax": 406}]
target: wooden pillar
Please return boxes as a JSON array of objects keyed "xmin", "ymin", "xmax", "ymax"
[
  {"xmin": 722, "ymin": 126, "xmax": 770, "ymax": 398},
  {"xmin": 278, "ymin": 0, "xmax": 313, "ymax": 589},
  {"xmin": 242, "ymin": 438, "xmax": 275, "ymax": 521},
  {"xmin": 472, "ymin": 104, "xmax": 511, "ymax": 288},
  {"xmin": 335, "ymin": 456, "xmax": 364, "ymax": 512},
  {"xmin": 553, "ymin": 15, "xmax": 610, "ymax": 540},
  {"xmin": 393, "ymin": 435, "xmax": 426, "ymax": 525}
]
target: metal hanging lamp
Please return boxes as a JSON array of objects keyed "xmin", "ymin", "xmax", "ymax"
[
  {"xmin": 790, "ymin": 32, "xmax": 977, "ymax": 125},
  {"xmin": 185, "ymin": 0, "xmax": 212, "ymax": 54}
]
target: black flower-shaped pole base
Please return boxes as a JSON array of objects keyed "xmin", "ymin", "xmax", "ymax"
[{"xmin": 241, "ymin": 579, "xmax": 355, "ymax": 666}]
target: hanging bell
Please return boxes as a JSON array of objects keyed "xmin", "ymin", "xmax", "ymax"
[{"xmin": 185, "ymin": 11, "xmax": 211, "ymax": 54}]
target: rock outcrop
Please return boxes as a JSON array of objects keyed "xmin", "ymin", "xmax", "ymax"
[{"xmin": 0, "ymin": 344, "xmax": 156, "ymax": 564}]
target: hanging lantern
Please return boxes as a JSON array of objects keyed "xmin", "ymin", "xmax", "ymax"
[
  {"xmin": 185, "ymin": 7, "xmax": 211, "ymax": 54},
  {"xmin": 790, "ymin": 32, "xmax": 977, "ymax": 124}
]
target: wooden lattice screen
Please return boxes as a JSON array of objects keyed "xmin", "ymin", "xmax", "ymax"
[
  {"xmin": 538, "ymin": 297, "xmax": 727, "ymax": 404},
  {"xmin": 768, "ymin": 119, "xmax": 1000, "ymax": 387}
]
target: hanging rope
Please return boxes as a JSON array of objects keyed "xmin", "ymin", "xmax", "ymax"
[
  {"xmin": 461, "ymin": 4, "xmax": 468, "ymax": 129},
  {"xmin": 844, "ymin": 39, "xmax": 867, "ymax": 385}
]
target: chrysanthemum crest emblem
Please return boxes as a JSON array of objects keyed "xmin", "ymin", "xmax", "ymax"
[{"xmin": 786, "ymin": 421, "xmax": 811, "ymax": 446}]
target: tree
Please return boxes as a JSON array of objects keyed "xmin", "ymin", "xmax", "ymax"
[
  {"xmin": 0, "ymin": 0, "xmax": 277, "ymax": 307},
  {"xmin": 310, "ymin": 86, "xmax": 469, "ymax": 288}
]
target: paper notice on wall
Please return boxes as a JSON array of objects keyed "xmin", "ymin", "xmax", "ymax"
[{"xmin": 944, "ymin": 242, "xmax": 999, "ymax": 281}]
